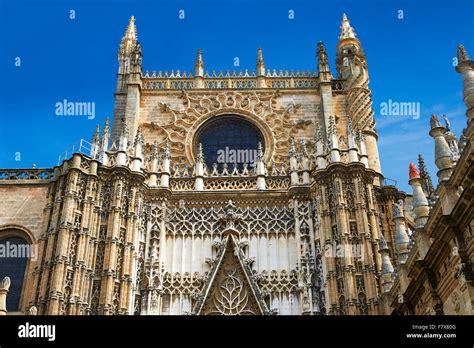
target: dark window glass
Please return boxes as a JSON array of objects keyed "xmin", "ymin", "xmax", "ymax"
[
  {"xmin": 0, "ymin": 236, "xmax": 29, "ymax": 311},
  {"xmin": 196, "ymin": 116, "xmax": 263, "ymax": 169}
]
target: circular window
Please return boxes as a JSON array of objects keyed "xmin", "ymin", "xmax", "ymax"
[{"xmin": 195, "ymin": 116, "xmax": 264, "ymax": 169}]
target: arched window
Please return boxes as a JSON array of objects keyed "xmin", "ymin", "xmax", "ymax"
[
  {"xmin": 0, "ymin": 236, "xmax": 29, "ymax": 311},
  {"xmin": 195, "ymin": 115, "xmax": 264, "ymax": 169}
]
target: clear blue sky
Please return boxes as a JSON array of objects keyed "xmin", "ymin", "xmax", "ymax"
[{"xmin": 0, "ymin": 0, "xmax": 473, "ymax": 192}]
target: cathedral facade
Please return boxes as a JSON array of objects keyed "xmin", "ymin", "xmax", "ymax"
[{"xmin": 0, "ymin": 14, "xmax": 472, "ymax": 316}]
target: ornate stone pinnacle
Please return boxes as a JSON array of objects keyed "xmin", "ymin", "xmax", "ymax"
[
  {"xmin": 125, "ymin": 15, "xmax": 137, "ymax": 41},
  {"xmin": 288, "ymin": 138, "xmax": 296, "ymax": 157},
  {"xmin": 257, "ymin": 142, "xmax": 264, "ymax": 161},
  {"xmin": 409, "ymin": 162, "xmax": 421, "ymax": 180},
  {"xmin": 300, "ymin": 139, "xmax": 308, "ymax": 157},
  {"xmin": 219, "ymin": 200, "xmax": 242, "ymax": 231},
  {"xmin": 328, "ymin": 115, "xmax": 337, "ymax": 135},
  {"xmin": 120, "ymin": 118, "xmax": 128, "ymax": 138},
  {"xmin": 314, "ymin": 126, "xmax": 322, "ymax": 143},
  {"xmin": 1, "ymin": 276, "xmax": 11, "ymax": 291},
  {"xmin": 134, "ymin": 126, "xmax": 144, "ymax": 146},
  {"xmin": 317, "ymin": 41, "xmax": 329, "ymax": 65},
  {"xmin": 92, "ymin": 125, "xmax": 100, "ymax": 144},
  {"xmin": 151, "ymin": 141, "xmax": 159, "ymax": 160},
  {"xmin": 163, "ymin": 140, "xmax": 171, "ymax": 159},
  {"xmin": 356, "ymin": 130, "xmax": 365, "ymax": 142},
  {"xmin": 339, "ymin": 13, "xmax": 357, "ymax": 40},
  {"xmin": 347, "ymin": 118, "xmax": 354, "ymax": 136},
  {"xmin": 195, "ymin": 48, "xmax": 204, "ymax": 67},
  {"xmin": 257, "ymin": 48, "xmax": 265, "ymax": 66},
  {"xmin": 197, "ymin": 143, "xmax": 205, "ymax": 162},
  {"xmin": 457, "ymin": 44, "xmax": 470, "ymax": 63},
  {"xmin": 418, "ymin": 154, "xmax": 435, "ymax": 195},
  {"xmin": 103, "ymin": 117, "xmax": 110, "ymax": 135}
]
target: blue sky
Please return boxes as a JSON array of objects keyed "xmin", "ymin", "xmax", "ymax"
[{"xmin": 0, "ymin": 0, "xmax": 473, "ymax": 192}]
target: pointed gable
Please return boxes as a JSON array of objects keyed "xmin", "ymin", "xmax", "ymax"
[{"xmin": 193, "ymin": 235, "xmax": 271, "ymax": 315}]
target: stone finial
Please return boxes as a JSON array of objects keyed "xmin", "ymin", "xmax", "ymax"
[
  {"xmin": 151, "ymin": 141, "xmax": 160, "ymax": 160},
  {"xmin": 256, "ymin": 48, "xmax": 266, "ymax": 76},
  {"xmin": 163, "ymin": 140, "xmax": 171, "ymax": 160},
  {"xmin": 120, "ymin": 118, "xmax": 129, "ymax": 139},
  {"xmin": 328, "ymin": 115, "xmax": 337, "ymax": 136},
  {"xmin": 409, "ymin": 162, "xmax": 420, "ymax": 180},
  {"xmin": 103, "ymin": 117, "xmax": 110, "ymax": 134},
  {"xmin": 339, "ymin": 13, "xmax": 357, "ymax": 40},
  {"xmin": 194, "ymin": 48, "xmax": 204, "ymax": 77},
  {"xmin": 317, "ymin": 41, "xmax": 329, "ymax": 65},
  {"xmin": 256, "ymin": 142, "xmax": 264, "ymax": 161},
  {"xmin": 457, "ymin": 44, "xmax": 470, "ymax": 63},
  {"xmin": 288, "ymin": 138, "xmax": 296, "ymax": 157},
  {"xmin": 300, "ymin": 139, "xmax": 308, "ymax": 158},
  {"xmin": 257, "ymin": 48, "xmax": 265, "ymax": 66},
  {"xmin": 134, "ymin": 126, "xmax": 144, "ymax": 146},
  {"xmin": 101, "ymin": 117, "xmax": 110, "ymax": 146},
  {"xmin": 90, "ymin": 124, "xmax": 100, "ymax": 159},
  {"xmin": 0, "ymin": 276, "xmax": 10, "ymax": 291},
  {"xmin": 0, "ymin": 276, "xmax": 11, "ymax": 315},
  {"xmin": 356, "ymin": 129, "xmax": 365, "ymax": 142},
  {"xmin": 92, "ymin": 125, "xmax": 100, "ymax": 145},
  {"xmin": 195, "ymin": 48, "xmax": 204, "ymax": 66},
  {"xmin": 196, "ymin": 143, "xmax": 205, "ymax": 163},
  {"xmin": 429, "ymin": 114, "xmax": 443, "ymax": 129},
  {"xmin": 314, "ymin": 126, "xmax": 323, "ymax": 143}
]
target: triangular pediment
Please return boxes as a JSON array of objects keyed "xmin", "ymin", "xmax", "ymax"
[{"xmin": 193, "ymin": 234, "xmax": 271, "ymax": 315}]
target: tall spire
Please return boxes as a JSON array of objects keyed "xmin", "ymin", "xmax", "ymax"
[
  {"xmin": 119, "ymin": 16, "xmax": 138, "ymax": 58},
  {"xmin": 194, "ymin": 48, "xmax": 204, "ymax": 77},
  {"xmin": 256, "ymin": 48, "xmax": 266, "ymax": 76},
  {"xmin": 339, "ymin": 13, "xmax": 357, "ymax": 41},
  {"xmin": 124, "ymin": 15, "xmax": 137, "ymax": 41}
]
